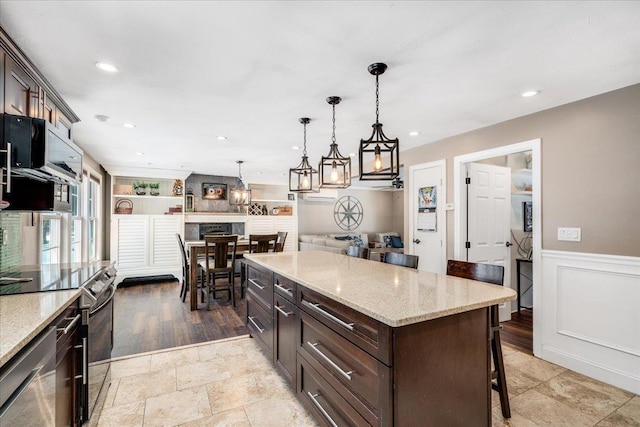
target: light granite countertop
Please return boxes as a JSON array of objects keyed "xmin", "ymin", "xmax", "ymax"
[
  {"xmin": 0, "ymin": 289, "xmax": 81, "ymax": 366},
  {"xmin": 245, "ymin": 251, "xmax": 517, "ymax": 328}
]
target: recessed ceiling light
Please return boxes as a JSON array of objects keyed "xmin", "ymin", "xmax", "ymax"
[
  {"xmin": 521, "ymin": 90, "xmax": 540, "ymax": 98},
  {"xmin": 94, "ymin": 114, "xmax": 109, "ymax": 122},
  {"xmin": 292, "ymin": 146, "xmax": 300, "ymax": 150},
  {"xmin": 409, "ymin": 131, "xmax": 420, "ymax": 136},
  {"xmin": 217, "ymin": 136, "xmax": 227, "ymax": 141},
  {"xmin": 256, "ymin": 171, "xmax": 262, "ymax": 175},
  {"xmin": 147, "ymin": 162, "xmax": 152, "ymax": 166},
  {"xmin": 136, "ymin": 152, "xmax": 144, "ymax": 156},
  {"xmin": 123, "ymin": 123, "xmax": 136, "ymax": 128},
  {"xmin": 95, "ymin": 62, "xmax": 119, "ymax": 73}
]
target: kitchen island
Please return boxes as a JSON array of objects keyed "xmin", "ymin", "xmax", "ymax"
[{"xmin": 243, "ymin": 251, "xmax": 516, "ymax": 426}]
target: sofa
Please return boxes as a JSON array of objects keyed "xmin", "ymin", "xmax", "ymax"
[{"xmin": 298, "ymin": 232, "xmax": 402, "ymax": 255}]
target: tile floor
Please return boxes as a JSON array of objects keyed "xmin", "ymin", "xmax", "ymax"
[{"xmin": 92, "ymin": 336, "xmax": 639, "ymax": 427}]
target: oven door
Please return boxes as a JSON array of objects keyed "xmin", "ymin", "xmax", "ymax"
[
  {"xmin": 86, "ymin": 283, "xmax": 114, "ymax": 421},
  {"xmin": 0, "ymin": 327, "xmax": 56, "ymax": 426}
]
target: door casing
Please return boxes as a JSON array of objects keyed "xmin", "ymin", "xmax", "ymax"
[{"xmin": 453, "ymin": 139, "xmax": 542, "ymax": 356}]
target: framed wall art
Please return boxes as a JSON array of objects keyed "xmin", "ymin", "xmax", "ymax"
[{"xmin": 202, "ymin": 183, "xmax": 227, "ymax": 200}]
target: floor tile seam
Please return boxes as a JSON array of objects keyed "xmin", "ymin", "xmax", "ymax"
[
  {"xmin": 529, "ymin": 380, "xmax": 618, "ymax": 423},
  {"xmin": 518, "ymin": 388, "xmax": 604, "ymax": 425}
]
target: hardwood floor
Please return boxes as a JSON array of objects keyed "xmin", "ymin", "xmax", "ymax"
[
  {"xmin": 500, "ymin": 308, "xmax": 533, "ymax": 354},
  {"xmin": 112, "ymin": 278, "xmax": 248, "ymax": 358}
]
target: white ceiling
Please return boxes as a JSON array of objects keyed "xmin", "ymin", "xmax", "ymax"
[{"xmin": 1, "ymin": 1, "xmax": 638, "ymax": 186}]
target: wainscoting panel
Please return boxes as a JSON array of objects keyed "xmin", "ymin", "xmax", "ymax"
[{"xmin": 541, "ymin": 250, "xmax": 640, "ymax": 394}]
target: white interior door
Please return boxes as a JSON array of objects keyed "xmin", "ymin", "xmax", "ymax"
[
  {"xmin": 466, "ymin": 162, "xmax": 512, "ymax": 322},
  {"xmin": 409, "ymin": 160, "xmax": 446, "ymax": 274}
]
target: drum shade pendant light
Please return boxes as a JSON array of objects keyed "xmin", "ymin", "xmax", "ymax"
[
  {"xmin": 289, "ymin": 118, "xmax": 318, "ymax": 193},
  {"xmin": 319, "ymin": 96, "xmax": 351, "ymax": 189},
  {"xmin": 229, "ymin": 160, "xmax": 251, "ymax": 206},
  {"xmin": 359, "ymin": 63, "xmax": 399, "ymax": 181}
]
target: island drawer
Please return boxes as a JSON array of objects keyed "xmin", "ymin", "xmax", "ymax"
[
  {"xmin": 246, "ymin": 291, "xmax": 273, "ymax": 355},
  {"xmin": 299, "ymin": 311, "xmax": 391, "ymax": 426},
  {"xmin": 246, "ymin": 264, "xmax": 273, "ymax": 310},
  {"xmin": 298, "ymin": 286, "xmax": 392, "ymax": 365},
  {"xmin": 298, "ymin": 353, "xmax": 371, "ymax": 427},
  {"xmin": 274, "ymin": 273, "xmax": 296, "ymax": 302}
]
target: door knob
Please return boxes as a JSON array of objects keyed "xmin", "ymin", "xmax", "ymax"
[
  {"xmin": 506, "ymin": 242, "xmax": 513, "ymax": 247},
  {"xmin": 413, "ymin": 239, "xmax": 421, "ymax": 244}
]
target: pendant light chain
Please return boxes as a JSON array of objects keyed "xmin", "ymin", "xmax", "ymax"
[
  {"xmin": 302, "ymin": 120, "xmax": 308, "ymax": 156},
  {"xmin": 331, "ymin": 102, "xmax": 337, "ymax": 145},
  {"xmin": 375, "ymin": 74, "xmax": 380, "ymax": 124}
]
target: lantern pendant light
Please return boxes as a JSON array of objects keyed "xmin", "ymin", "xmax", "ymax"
[
  {"xmin": 358, "ymin": 63, "xmax": 400, "ymax": 181},
  {"xmin": 229, "ymin": 160, "xmax": 251, "ymax": 206},
  {"xmin": 319, "ymin": 96, "xmax": 351, "ymax": 189},
  {"xmin": 289, "ymin": 118, "xmax": 317, "ymax": 193}
]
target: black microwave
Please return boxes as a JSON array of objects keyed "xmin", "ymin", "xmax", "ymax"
[
  {"xmin": 1, "ymin": 113, "xmax": 83, "ymax": 185},
  {"xmin": 3, "ymin": 176, "xmax": 73, "ymax": 212}
]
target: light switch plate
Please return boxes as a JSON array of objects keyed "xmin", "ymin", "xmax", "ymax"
[
  {"xmin": 558, "ymin": 227, "xmax": 581, "ymax": 242},
  {"xmin": 445, "ymin": 203, "xmax": 454, "ymax": 211}
]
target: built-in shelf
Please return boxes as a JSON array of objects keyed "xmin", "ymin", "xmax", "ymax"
[
  {"xmin": 512, "ymin": 191, "xmax": 533, "ymax": 195},
  {"xmin": 114, "ymin": 194, "xmax": 183, "ymax": 200}
]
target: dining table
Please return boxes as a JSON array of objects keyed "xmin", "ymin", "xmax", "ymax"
[{"xmin": 185, "ymin": 238, "xmax": 251, "ymax": 311}]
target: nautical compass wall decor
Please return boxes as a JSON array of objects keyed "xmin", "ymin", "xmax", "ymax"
[{"xmin": 333, "ymin": 196, "xmax": 363, "ymax": 231}]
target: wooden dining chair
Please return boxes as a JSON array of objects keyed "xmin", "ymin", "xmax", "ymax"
[
  {"xmin": 198, "ymin": 234, "xmax": 238, "ymax": 309},
  {"xmin": 249, "ymin": 233, "xmax": 278, "ymax": 253},
  {"xmin": 176, "ymin": 233, "xmax": 189, "ymax": 301},
  {"xmin": 446, "ymin": 259, "xmax": 511, "ymax": 419},
  {"xmin": 275, "ymin": 231, "xmax": 288, "ymax": 252},
  {"xmin": 383, "ymin": 251, "xmax": 419, "ymax": 269},
  {"xmin": 346, "ymin": 245, "xmax": 369, "ymax": 259}
]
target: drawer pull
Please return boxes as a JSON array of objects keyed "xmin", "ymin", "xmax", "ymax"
[
  {"xmin": 274, "ymin": 282, "xmax": 292, "ymax": 295},
  {"xmin": 248, "ymin": 278, "xmax": 265, "ymax": 290},
  {"xmin": 275, "ymin": 305, "xmax": 293, "ymax": 317},
  {"xmin": 305, "ymin": 302, "xmax": 354, "ymax": 331},
  {"xmin": 248, "ymin": 316, "xmax": 264, "ymax": 333},
  {"xmin": 307, "ymin": 342, "xmax": 353, "ymax": 381},
  {"xmin": 57, "ymin": 314, "xmax": 81, "ymax": 335},
  {"xmin": 307, "ymin": 392, "xmax": 339, "ymax": 427}
]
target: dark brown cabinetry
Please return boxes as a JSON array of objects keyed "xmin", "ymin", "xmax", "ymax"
[
  {"xmin": 3, "ymin": 55, "xmax": 38, "ymax": 117},
  {"xmin": 246, "ymin": 263, "xmax": 274, "ymax": 355},
  {"xmin": 244, "ymin": 258, "xmax": 491, "ymax": 426},
  {"xmin": 273, "ymin": 273, "xmax": 297, "ymax": 387},
  {"xmin": 54, "ymin": 298, "xmax": 84, "ymax": 426}
]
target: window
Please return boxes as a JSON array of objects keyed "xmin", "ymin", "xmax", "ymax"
[
  {"xmin": 41, "ymin": 213, "xmax": 62, "ymax": 264},
  {"xmin": 70, "ymin": 184, "xmax": 82, "ymax": 262},
  {"xmin": 82, "ymin": 167, "xmax": 102, "ymax": 262}
]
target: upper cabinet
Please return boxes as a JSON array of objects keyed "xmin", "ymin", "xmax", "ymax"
[
  {"xmin": 3, "ymin": 55, "xmax": 38, "ymax": 117},
  {"xmin": 0, "ymin": 26, "xmax": 79, "ymax": 126}
]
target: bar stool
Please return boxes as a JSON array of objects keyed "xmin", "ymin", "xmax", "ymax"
[{"xmin": 446, "ymin": 259, "xmax": 511, "ymax": 418}]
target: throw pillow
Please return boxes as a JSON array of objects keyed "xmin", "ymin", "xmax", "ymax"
[
  {"xmin": 384, "ymin": 235, "xmax": 392, "ymax": 248},
  {"xmin": 353, "ymin": 235, "xmax": 364, "ymax": 247},
  {"xmin": 390, "ymin": 235, "xmax": 404, "ymax": 248}
]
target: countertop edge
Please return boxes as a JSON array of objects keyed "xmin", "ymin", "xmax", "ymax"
[
  {"xmin": 0, "ymin": 289, "xmax": 82, "ymax": 366},
  {"xmin": 244, "ymin": 253, "xmax": 517, "ymax": 328}
]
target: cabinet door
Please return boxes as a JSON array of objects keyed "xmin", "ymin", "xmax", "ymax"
[
  {"xmin": 247, "ymin": 217, "xmax": 275, "ymax": 235},
  {"xmin": 56, "ymin": 314, "xmax": 80, "ymax": 426},
  {"xmin": 149, "ymin": 215, "xmax": 181, "ymax": 267},
  {"xmin": 4, "ymin": 55, "xmax": 38, "ymax": 117},
  {"xmin": 113, "ymin": 216, "xmax": 149, "ymax": 269},
  {"xmin": 56, "ymin": 110, "xmax": 72, "ymax": 139},
  {"xmin": 274, "ymin": 294, "xmax": 297, "ymax": 388}
]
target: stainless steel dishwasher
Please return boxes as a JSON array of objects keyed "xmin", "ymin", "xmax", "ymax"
[{"xmin": 0, "ymin": 326, "xmax": 57, "ymax": 426}]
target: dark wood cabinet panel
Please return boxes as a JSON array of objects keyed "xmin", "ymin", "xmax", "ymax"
[
  {"xmin": 246, "ymin": 264, "xmax": 273, "ymax": 312},
  {"xmin": 54, "ymin": 299, "xmax": 82, "ymax": 426},
  {"xmin": 0, "ymin": 52, "xmax": 5, "ymax": 114},
  {"xmin": 299, "ymin": 310, "xmax": 391, "ymax": 426},
  {"xmin": 56, "ymin": 110, "xmax": 72, "ymax": 139},
  {"xmin": 298, "ymin": 354, "xmax": 371, "ymax": 427},
  {"xmin": 274, "ymin": 273, "xmax": 296, "ymax": 301},
  {"xmin": 274, "ymin": 294, "xmax": 297, "ymax": 388},
  {"xmin": 246, "ymin": 290, "xmax": 273, "ymax": 356},
  {"xmin": 4, "ymin": 55, "xmax": 38, "ymax": 117},
  {"xmin": 298, "ymin": 286, "xmax": 392, "ymax": 366}
]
